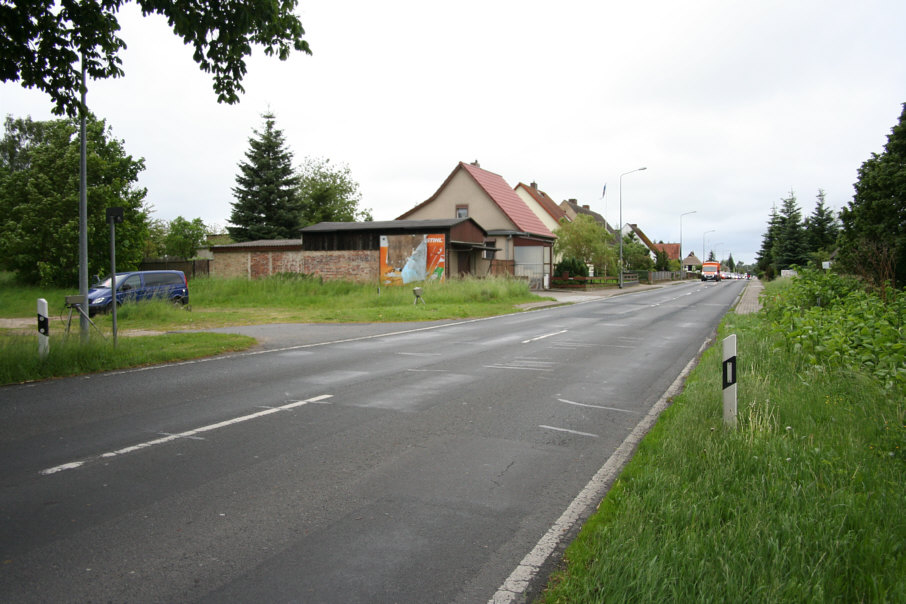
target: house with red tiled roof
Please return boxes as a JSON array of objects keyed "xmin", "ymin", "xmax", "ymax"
[
  {"xmin": 398, "ymin": 161, "xmax": 555, "ymax": 287},
  {"xmin": 653, "ymin": 242, "xmax": 681, "ymax": 262},
  {"xmin": 514, "ymin": 181, "xmax": 569, "ymax": 234}
]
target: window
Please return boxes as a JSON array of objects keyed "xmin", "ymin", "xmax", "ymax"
[
  {"xmin": 455, "ymin": 205, "xmax": 469, "ymax": 218},
  {"xmin": 119, "ymin": 275, "xmax": 141, "ymax": 291}
]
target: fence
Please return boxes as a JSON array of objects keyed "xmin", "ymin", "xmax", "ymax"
[
  {"xmin": 139, "ymin": 258, "xmax": 211, "ymax": 280},
  {"xmin": 550, "ymin": 273, "xmax": 635, "ymax": 289},
  {"xmin": 551, "ymin": 270, "xmax": 705, "ymax": 289}
]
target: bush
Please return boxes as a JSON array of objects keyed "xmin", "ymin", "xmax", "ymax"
[
  {"xmin": 761, "ymin": 269, "xmax": 905, "ymax": 392},
  {"xmin": 555, "ymin": 257, "xmax": 588, "ymax": 278}
]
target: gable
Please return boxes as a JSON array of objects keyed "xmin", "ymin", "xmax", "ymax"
[
  {"xmin": 515, "ymin": 183, "xmax": 568, "ymax": 233},
  {"xmin": 400, "ymin": 162, "xmax": 554, "ymax": 239}
]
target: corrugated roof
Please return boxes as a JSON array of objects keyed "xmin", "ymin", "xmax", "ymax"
[
  {"xmin": 300, "ymin": 218, "xmax": 479, "ymax": 233},
  {"xmin": 212, "ymin": 239, "xmax": 302, "ymax": 249},
  {"xmin": 458, "ymin": 163, "xmax": 554, "ymax": 238}
]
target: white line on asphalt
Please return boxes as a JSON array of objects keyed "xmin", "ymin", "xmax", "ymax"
[
  {"xmin": 39, "ymin": 394, "xmax": 333, "ymax": 476},
  {"xmin": 538, "ymin": 425, "xmax": 599, "ymax": 438},
  {"xmin": 557, "ymin": 398, "xmax": 640, "ymax": 414},
  {"xmin": 522, "ymin": 329, "xmax": 568, "ymax": 344},
  {"xmin": 489, "ymin": 340, "xmax": 707, "ymax": 603}
]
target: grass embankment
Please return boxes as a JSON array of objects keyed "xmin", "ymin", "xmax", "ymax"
[
  {"xmin": 542, "ymin": 274, "xmax": 905, "ymax": 602},
  {"xmin": 0, "ymin": 273, "xmax": 543, "ymax": 384}
]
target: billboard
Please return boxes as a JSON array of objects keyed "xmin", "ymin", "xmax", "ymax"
[{"xmin": 380, "ymin": 234, "xmax": 445, "ymax": 285}]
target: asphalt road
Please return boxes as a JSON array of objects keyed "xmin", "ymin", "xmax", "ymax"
[{"xmin": 0, "ymin": 280, "xmax": 745, "ymax": 603}]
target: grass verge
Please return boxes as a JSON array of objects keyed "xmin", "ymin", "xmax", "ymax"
[
  {"xmin": 1, "ymin": 273, "xmax": 546, "ymax": 328},
  {"xmin": 0, "ymin": 332, "xmax": 256, "ymax": 385},
  {"xmin": 1, "ymin": 274, "xmax": 544, "ymax": 384},
  {"xmin": 540, "ymin": 289, "xmax": 905, "ymax": 602}
]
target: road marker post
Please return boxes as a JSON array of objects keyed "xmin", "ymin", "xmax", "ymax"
[
  {"xmin": 722, "ymin": 334, "xmax": 737, "ymax": 426},
  {"xmin": 37, "ymin": 298, "xmax": 50, "ymax": 359}
]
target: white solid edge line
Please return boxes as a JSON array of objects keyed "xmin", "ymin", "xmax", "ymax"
[
  {"xmin": 39, "ymin": 394, "xmax": 332, "ymax": 476},
  {"xmin": 488, "ymin": 340, "xmax": 707, "ymax": 603}
]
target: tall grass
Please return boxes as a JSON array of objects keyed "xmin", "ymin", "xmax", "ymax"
[
  {"xmin": 541, "ymin": 284, "xmax": 906, "ymax": 602},
  {"xmin": 1, "ymin": 271, "xmax": 541, "ymax": 328},
  {"xmin": 0, "ymin": 271, "xmax": 73, "ymax": 317},
  {"xmin": 184, "ymin": 274, "xmax": 539, "ymax": 324},
  {"xmin": 191, "ymin": 273, "xmax": 535, "ymax": 307}
]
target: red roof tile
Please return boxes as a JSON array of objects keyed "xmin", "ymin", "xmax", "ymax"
[
  {"xmin": 459, "ymin": 163, "xmax": 553, "ymax": 237},
  {"xmin": 517, "ymin": 182, "xmax": 568, "ymax": 223},
  {"xmin": 653, "ymin": 242, "xmax": 681, "ymax": 260}
]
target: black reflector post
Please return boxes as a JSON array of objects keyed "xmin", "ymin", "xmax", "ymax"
[
  {"xmin": 37, "ymin": 298, "xmax": 49, "ymax": 359},
  {"xmin": 722, "ymin": 334, "xmax": 737, "ymax": 426}
]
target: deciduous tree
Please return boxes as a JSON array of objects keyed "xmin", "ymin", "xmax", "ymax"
[
  {"xmin": 0, "ymin": 0, "xmax": 311, "ymax": 116},
  {"xmin": 298, "ymin": 157, "xmax": 371, "ymax": 226},
  {"xmin": 0, "ymin": 115, "xmax": 149, "ymax": 285},
  {"xmin": 163, "ymin": 216, "xmax": 209, "ymax": 258},
  {"xmin": 553, "ymin": 215, "xmax": 614, "ymax": 274}
]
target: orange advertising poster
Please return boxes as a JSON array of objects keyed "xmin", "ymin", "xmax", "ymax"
[{"xmin": 380, "ymin": 234, "xmax": 445, "ymax": 286}]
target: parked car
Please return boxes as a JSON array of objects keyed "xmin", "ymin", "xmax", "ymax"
[{"xmin": 87, "ymin": 270, "xmax": 189, "ymax": 316}]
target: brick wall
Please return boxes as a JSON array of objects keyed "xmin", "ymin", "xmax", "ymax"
[{"xmin": 212, "ymin": 249, "xmax": 379, "ymax": 283}]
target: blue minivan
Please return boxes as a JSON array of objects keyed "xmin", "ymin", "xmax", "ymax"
[{"xmin": 87, "ymin": 270, "xmax": 189, "ymax": 316}]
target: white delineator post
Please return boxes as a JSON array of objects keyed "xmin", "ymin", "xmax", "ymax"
[
  {"xmin": 37, "ymin": 298, "xmax": 50, "ymax": 359},
  {"xmin": 722, "ymin": 334, "xmax": 737, "ymax": 426}
]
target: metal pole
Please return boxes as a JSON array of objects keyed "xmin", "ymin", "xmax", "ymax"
[
  {"xmin": 619, "ymin": 175, "xmax": 623, "ymax": 289},
  {"xmin": 79, "ymin": 52, "xmax": 89, "ymax": 341},
  {"xmin": 618, "ymin": 167, "xmax": 647, "ymax": 288},
  {"xmin": 703, "ymin": 229, "xmax": 715, "ymax": 265},
  {"xmin": 680, "ymin": 210, "xmax": 696, "ymax": 276},
  {"xmin": 110, "ymin": 219, "xmax": 117, "ymax": 347}
]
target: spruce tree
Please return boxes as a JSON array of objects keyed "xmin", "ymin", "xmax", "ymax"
[
  {"xmin": 839, "ymin": 103, "xmax": 906, "ymax": 287},
  {"xmin": 756, "ymin": 205, "xmax": 781, "ymax": 278},
  {"xmin": 773, "ymin": 191, "xmax": 809, "ymax": 271},
  {"xmin": 228, "ymin": 112, "xmax": 301, "ymax": 242},
  {"xmin": 805, "ymin": 189, "xmax": 839, "ymax": 255}
]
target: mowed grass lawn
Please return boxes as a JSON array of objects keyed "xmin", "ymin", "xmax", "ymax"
[{"xmin": 0, "ymin": 273, "xmax": 547, "ymax": 384}]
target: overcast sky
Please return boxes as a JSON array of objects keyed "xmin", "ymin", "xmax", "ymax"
[{"xmin": 2, "ymin": 0, "xmax": 905, "ymax": 264}]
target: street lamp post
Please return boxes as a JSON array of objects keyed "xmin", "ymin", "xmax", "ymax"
[
  {"xmin": 703, "ymin": 229, "xmax": 715, "ymax": 263},
  {"xmin": 619, "ymin": 166, "xmax": 647, "ymax": 288},
  {"xmin": 680, "ymin": 210, "xmax": 696, "ymax": 275}
]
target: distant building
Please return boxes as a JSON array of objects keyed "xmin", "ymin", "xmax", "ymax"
[{"xmin": 682, "ymin": 251, "xmax": 702, "ymax": 272}]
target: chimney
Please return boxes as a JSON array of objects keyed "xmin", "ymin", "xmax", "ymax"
[
  {"xmin": 531, "ymin": 181, "xmax": 537, "ymax": 189},
  {"xmin": 470, "ymin": 160, "xmax": 480, "ymax": 167}
]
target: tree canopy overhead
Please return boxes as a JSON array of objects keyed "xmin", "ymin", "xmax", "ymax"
[{"xmin": 0, "ymin": 0, "xmax": 312, "ymax": 116}]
